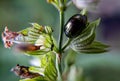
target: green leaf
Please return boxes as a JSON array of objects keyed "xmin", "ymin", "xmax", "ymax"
[
  {"xmin": 32, "ymin": 52, "xmax": 57, "ymax": 81},
  {"xmin": 75, "ymin": 18, "xmax": 100, "ymax": 42},
  {"xmin": 28, "ymin": 30, "xmax": 40, "ymax": 37},
  {"xmin": 44, "ymin": 26, "xmax": 53, "ymax": 34},
  {"xmin": 25, "ymin": 50, "xmax": 50, "ymax": 55},
  {"xmin": 70, "ymin": 19, "xmax": 109, "ymax": 53},
  {"xmin": 40, "ymin": 54, "xmax": 51, "ymax": 68},
  {"xmin": 71, "ymin": 19, "xmax": 101, "ymax": 52},
  {"xmin": 91, "ymin": 41, "xmax": 109, "ymax": 48},
  {"xmin": 79, "ymin": 41, "xmax": 109, "ymax": 54},
  {"xmin": 19, "ymin": 23, "xmax": 45, "ymax": 43},
  {"xmin": 80, "ymin": 47, "xmax": 108, "ymax": 54},
  {"xmin": 19, "ymin": 27, "xmax": 31, "ymax": 36},
  {"xmin": 44, "ymin": 52, "xmax": 57, "ymax": 81},
  {"xmin": 71, "ymin": 33, "xmax": 95, "ymax": 50},
  {"xmin": 29, "ymin": 66, "xmax": 44, "ymax": 75},
  {"xmin": 31, "ymin": 23, "xmax": 44, "ymax": 31}
]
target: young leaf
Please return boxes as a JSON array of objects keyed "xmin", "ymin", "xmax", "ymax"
[
  {"xmin": 71, "ymin": 19, "xmax": 101, "ymax": 53},
  {"xmin": 71, "ymin": 33, "xmax": 95, "ymax": 49},
  {"xmin": 44, "ymin": 52, "xmax": 57, "ymax": 81},
  {"xmin": 79, "ymin": 41, "xmax": 109, "ymax": 54},
  {"xmin": 90, "ymin": 41, "xmax": 109, "ymax": 48},
  {"xmin": 19, "ymin": 27, "xmax": 31, "ymax": 36},
  {"xmin": 29, "ymin": 66, "xmax": 44, "ymax": 75},
  {"xmin": 44, "ymin": 26, "xmax": 53, "ymax": 34},
  {"xmin": 40, "ymin": 54, "xmax": 51, "ymax": 68},
  {"xmin": 80, "ymin": 47, "xmax": 108, "ymax": 54},
  {"xmin": 70, "ymin": 19, "xmax": 109, "ymax": 53}
]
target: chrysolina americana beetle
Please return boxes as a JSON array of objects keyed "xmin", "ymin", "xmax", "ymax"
[{"xmin": 64, "ymin": 14, "xmax": 87, "ymax": 38}]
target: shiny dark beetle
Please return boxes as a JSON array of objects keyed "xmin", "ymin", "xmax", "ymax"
[{"xmin": 64, "ymin": 14, "xmax": 87, "ymax": 38}]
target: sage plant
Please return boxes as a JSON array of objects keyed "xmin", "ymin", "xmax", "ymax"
[{"xmin": 1, "ymin": 0, "xmax": 109, "ymax": 81}]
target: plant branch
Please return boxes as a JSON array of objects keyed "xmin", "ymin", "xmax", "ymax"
[
  {"xmin": 57, "ymin": 1, "xmax": 65, "ymax": 80},
  {"xmin": 58, "ymin": 10, "xmax": 64, "ymax": 53}
]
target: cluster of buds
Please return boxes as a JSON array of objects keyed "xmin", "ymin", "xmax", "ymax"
[{"xmin": 1, "ymin": 23, "xmax": 54, "ymax": 55}]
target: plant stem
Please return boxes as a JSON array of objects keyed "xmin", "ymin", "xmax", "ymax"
[
  {"xmin": 57, "ymin": 9, "xmax": 64, "ymax": 81},
  {"xmin": 56, "ymin": 54, "xmax": 62, "ymax": 81},
  {"xmin": 58, "ymin": 1, "xmax": 65, "ymax": 81},
  {"xmin": 59, "ymin": 10, "xmax": 64, "ymax": 53}
]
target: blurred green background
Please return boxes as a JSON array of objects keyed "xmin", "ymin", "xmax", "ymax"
[{"xmin": 0, "ymin": 0, "xmax": 120, "ymax": 81}]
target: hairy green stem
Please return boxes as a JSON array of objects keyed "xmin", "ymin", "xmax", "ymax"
[
  {"xmin": 57, "ymin": 10, "xmax": 64, "ymax": 81},
  {"xmin": 57, "ymin": 0, "xmax": 65, "ymax": 81},
  {"xmin": 58, "ymin": 11, "xmax": 64, "ymax": 53}
]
